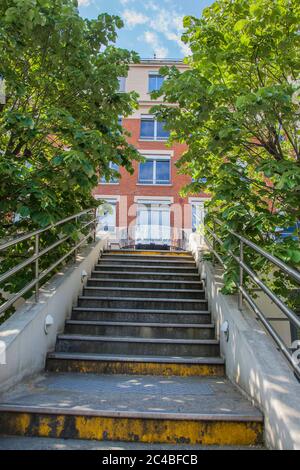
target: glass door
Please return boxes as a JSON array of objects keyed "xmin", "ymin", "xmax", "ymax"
[{"xmin": 136, "ymin": 204, "xmax": 170, "ymax": 245}]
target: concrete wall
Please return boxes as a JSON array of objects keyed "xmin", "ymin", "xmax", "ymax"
[
  {"xmin": 202, "ymin": 260, "xmax": 300, "ymax": 450},
  {"xmin": 0, "ymin": 236, "xmax": 109, "ymax": 393}
]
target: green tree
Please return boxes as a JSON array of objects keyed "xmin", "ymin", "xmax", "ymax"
[
  {"xmin": 0, "ymin": 0, "xmax": 139, "ymax": 235},
  {"xmin": 153, "ymin": 0, "xmax": 300, "ymax": 302},
  {"xmin": 0, "ymin": 0, "xmax": 139, "ymax": 320}
]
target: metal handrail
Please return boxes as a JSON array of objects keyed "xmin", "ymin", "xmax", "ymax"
[
  {"xmin": 0, "ymin": 209, "xmax": 97, "ymax": 318},
  {"xmin": 204, "ymin": 220, "xmax": 300, "ymax": 378},
  {"xmin": 0, "ymin": 209, "xmax": 94, "ymax": 251},
  {"xmin": 215, "ymin": 218, "xmax": 300, "ymax": 283}
]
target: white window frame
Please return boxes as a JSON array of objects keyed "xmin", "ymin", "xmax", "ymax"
[
  {"xmin": 99, "ymin": 162, "xmax": 120, "ymax": 185},
  {"xmin": 118, "ymin": 77, "xmax": 126, "ymax": 93},
  {"xmin": 138, "ymin": 156, "xmax": 171, "ymax": 185},
  {"xmin": 97, "ymin": 199, "xmax": 117, "ymax": 233},
  {"xmin": 148, "ymin": 72, "xmax": 164, "ymax": 92},
  {"xmin": 136, "ymin": 203, "xmax": 171, "ymax": 243},
  {"xmin": 189, "ymin": 198, "xmax": 207, "ymax": 233},
  {"xmin": 140, "ymin": 115, "xmax": 169, "ymax": 141}
]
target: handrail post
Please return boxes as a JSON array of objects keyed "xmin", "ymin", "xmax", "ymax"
[
  {"xmin": 212, "ymin": 220, "xmax": 216, "ymax": 265},
  {"xmin": 239, "ymin": 240, "xmax": 244, "ymax": 309},
  {"xmin": 35, "ymin": 234, "xmax": 39, "ymax": 302},
  {"xmin": 74, "ymin": 216, "xmax": 78, "ymax": 263},
  {"xmin": 93, "ymin": 208, "xmax": 97, "ymax": 242}
]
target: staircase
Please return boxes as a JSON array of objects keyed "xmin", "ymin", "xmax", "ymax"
[{"xmin": 0, "ymin": 250, "xmax": 263, "ymax": 447}]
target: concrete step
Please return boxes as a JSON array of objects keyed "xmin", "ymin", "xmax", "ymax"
[
  {"xmin": 106, "ymin": 250, "xmax": 192, "ymax": 257},
  {"xmin": 91, "ymin": 271, "xmax": 201, "ymax": 281},
  {"xmin": 55, "ymin": 335, "xmax": 220, "ymax": 357},
  {"xmin": 0, "ymin": 373, "xmax": 264, "ymax": 446},
  {"xmin": 87, "ymin": 278, "xmax": 203, "ymax": 290},
  {"xmin": 77, "ymin": 296, "xmax": 208, "ymax": 311},
  {"xmin": 101, "ymin": 253, "xmax": 194, "ymax": 262},
  {"xmin": 46, "ymin": 353, "xmax": 225, "ymax": 376},
  {"xmin": 71, "ymin": 307, "xmax": 212, "ymax": 324},
  {"xmin": 64, "ymin": 320, "xmax": 216, "ymax": 340},
  {"xmin": 94, "ymin": 265, "xmax": 198, "ymax": 273},
  {"xmin": 0, "ymin": 436, "xmax": 266, "ymax": 450},
  {"xmin": 83, "ymin": 286, "xmax": 206, "ymax": 300},
  {"xmin": 98, "ymin": 259, "xmax": 196, "ymax": 268}
]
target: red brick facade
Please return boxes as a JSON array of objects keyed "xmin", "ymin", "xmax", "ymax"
[{"xmin": 93, "ymin": 60, "xmax": 208, "ymax": 248}]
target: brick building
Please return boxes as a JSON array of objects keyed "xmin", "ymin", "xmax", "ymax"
[{"xmin": 94, "ymin": 59, "xmax": 208, "ymax": 250}]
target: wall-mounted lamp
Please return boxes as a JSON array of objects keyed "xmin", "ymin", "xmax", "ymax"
[
  {"xmin": 44, "ymin": 314, "xmax": 54, "ymax": 335},
  {"xmin": 221, "ymin": 320, "xmax": 230, "ymax": 342},
  {"xmin": 81, "ymin": 270, "xmax": 88, "ymax": 283}
]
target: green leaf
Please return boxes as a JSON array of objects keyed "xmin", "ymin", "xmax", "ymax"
[{"xmin": 234, "ymin": 19, "xmax": 248, "ymax": 31}]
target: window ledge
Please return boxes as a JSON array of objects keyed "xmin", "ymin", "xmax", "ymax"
[
  {"xmin": 139, "ymin": 139, "xmax": 169, "ymax": 143},
  {"xmin": 136, "ymin": 183, "xmax": 173, "ymax": 187},
  {"xmin": 98, "ymin": 183, "xmax": 120, "ymax": 186}
]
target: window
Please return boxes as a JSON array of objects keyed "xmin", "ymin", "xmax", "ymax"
[
  {"xmin": 97, "ymin": 202, "xmax": 116, "ymax": 232},
  {"xmin": 192, "ymin": 177, "xmax": 207, "ymax": 183},
  {"xmin": 100, "ymin": 162, "xmax": 119, "ymax": 184},
  {"xmin": 118, "ymin": 77, "xmax": 126, "ymax": 92},
  {"xmin": 139, "ymin": 158, "xmax": 170, "ymax": 185},
  {"xmin": 192, "ymin": 203, "xmax": 205, "ymax": 233},
  {"xmin": 136, "ymin": 204, "xmax": 171, "ymax": 243},
  {"xmin": 140, "ymin": 116, "xmax": 170, "ymax": 141},
  {"xmin": 148, "ymin": 74, "xmax": 164, "ymax": 92}
]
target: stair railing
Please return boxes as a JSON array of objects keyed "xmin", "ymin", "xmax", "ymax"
[
  {"xmin": 204, "ymin": 218, "xmax": 300, "ymax": 378},
  {"xmin": 0, "ymin": 209, "xmax": 97, "ymax": 319}
]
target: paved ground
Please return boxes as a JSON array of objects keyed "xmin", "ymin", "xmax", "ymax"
[
  {"xmin": 0, "ymin": 372, "xmax": 262, "ymax": 419},
  {"xmin": 0, "ymin": 436, "xmax": 265, "ymax": 450}
]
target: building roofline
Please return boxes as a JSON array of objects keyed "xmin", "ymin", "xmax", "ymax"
[{"xmin": 138, "ymin": 58, "xmax": 186, "ymax": 65}]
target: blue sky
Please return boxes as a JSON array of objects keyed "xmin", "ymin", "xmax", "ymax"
[{"xmin": 78, "ymin": 0, "xmax": 214, "ymax": 59}]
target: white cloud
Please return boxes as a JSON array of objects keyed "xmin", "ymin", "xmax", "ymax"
[
  {"xmin": 149, "ymin": 8, "xmax": 191, "ymax": 57},
  {"xmin": 78, "ymin": 0, "xmax": 91, "ymax": 6},
  {"xmin": 121, "ymin": 1, "xmax": 191, "ymax": 58},
  {"xmin": 142, "ymin": 31, "xmax": 169, "ymax": 59},
  {"xmin": 123, "ymin": 9, "xmax": 149, "ymax": 29},
  {"xmin": 120, "ymin": 0, "xmax": 136, "ymax": 5}
]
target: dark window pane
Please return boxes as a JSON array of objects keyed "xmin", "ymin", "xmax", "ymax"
[
  {"xmin": 156, "ymin": 161, "xmax": 170, "ymax": 183},
  {"xmin": 141, "ymin": 119, "xmax": 155, "ymax": 139},
  {"xmin": 149, "ymin": 76, "xmax": 157, "ymax": 92},
  {"xmin": 149, "ymin": 75, "xmax": 164, "ymax": 92},
  {"xmin": 139, "ymin": 161, "xmax": 154, "ymax": 183},
  {"xmin": 118, "ymin": 77, "xmax": 126, "ymax": 92},
  {"xmin": 100, "ymin": 162, "xmax": 119, "ymax": 183},
  {"xmin": 157, "ymin": 121, "xmax": 170, "ymax": 139}
]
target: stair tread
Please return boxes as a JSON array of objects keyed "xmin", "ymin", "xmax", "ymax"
[
  {"xmin": 66, "ymin": 320, "xmax": 215, "ymax": 328},
  {"xmin": 0, "ymin": 373, "xmax": 263, "ymax": 421},
  {"xmin": 102, "ymin": 254, "xmax": 193, "ymax": 259},
  {"xmin": 106, "ymin": 250, "xmax": 191, "ymax": 254},
  {"xmin": 57, "ymin": 334, "xmax": 219, "ymax": 344},
  {"xmin": 95, "ymin": 265, "xmax": 198, "ymax": 270},
  {"xmin": 0, "ymin": 436, "xmax": 266, "ymax": 450},
  {"xmin": 89, "ymin": 278, "xmax": 202, "ymax": 284},
  {"xmin": 47, "ymin": 352, "xmax": 224, "ymax": 364},
  {"xmin": 78, "ymin": 296, "xmax": 206, "ymax": 303},
  {"xmin": 92, "ymin": 271, "xmax": 200, "ymax": 277},
  {"xmin": 99, "ymin": 259, "xmax": 195, "ymax": 264},
  {"xmin": 0, "ymin": 404, "xmax": 263, "ymax": 422},
  {"xmin": 73, "ymin": 307, "xmax": 210, "ymax": 314},
  {"xmin": 84, "ymin": 286, "xmax": 205, "ymax": 293}
]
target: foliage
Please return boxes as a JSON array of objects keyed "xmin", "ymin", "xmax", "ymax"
[
  {"xmin": 0, "ymin": 0, "xmax": 139, "ymax": 235},
  {"xmin": 0, "ymin": 0, "xmax": 139, "ymax": 319},
  {"xmin": 152, "ymin": 0, "xmax": 300, "ymax": 307}
]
